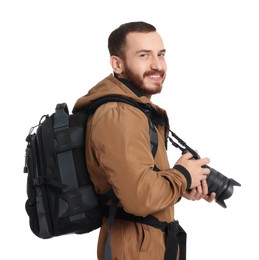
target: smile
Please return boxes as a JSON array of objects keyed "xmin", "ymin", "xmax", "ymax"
[{"xmin": 148, "ymin": 74, "xmax": 163, "ymax": 81}]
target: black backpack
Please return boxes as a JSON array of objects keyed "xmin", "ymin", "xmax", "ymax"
[{"xmin": 23, "ymin": 94, "xmax": 159, "ymax": 239}]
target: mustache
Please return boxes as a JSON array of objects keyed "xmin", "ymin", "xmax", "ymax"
[{"xmin": 143, "ymin": 70, "xmax": 165, "ymax": 77}]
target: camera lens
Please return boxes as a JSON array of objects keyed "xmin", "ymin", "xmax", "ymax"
[{"xmin": 206, "ymin": 167, "xmax": 241, "ymax": 208}]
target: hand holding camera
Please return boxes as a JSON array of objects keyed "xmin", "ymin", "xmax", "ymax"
[
  {"xmin": 169, "ymin": 131, "xmax": 241, "ymax": 208},
  {"xmin": 175, "ymin": 151, "xmax": 210, "ymax": 188}
]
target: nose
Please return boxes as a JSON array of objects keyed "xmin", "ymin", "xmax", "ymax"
[{"xmin": 150, "ymin": 55, "xmax": 163, "ymax": 71}]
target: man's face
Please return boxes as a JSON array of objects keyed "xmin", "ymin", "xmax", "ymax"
[{"xmin": 119, "ymin": 31, "xmax": 167, "ymax": 97}]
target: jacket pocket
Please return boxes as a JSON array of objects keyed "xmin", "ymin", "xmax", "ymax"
[{"xmin": 139, "ymin": 224, "xmax": 151, "ymax": 252}]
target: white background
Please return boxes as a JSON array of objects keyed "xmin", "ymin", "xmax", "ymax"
[{"xmin": 1, "ymin": 0, "xmax": 258, "ymax": 259}]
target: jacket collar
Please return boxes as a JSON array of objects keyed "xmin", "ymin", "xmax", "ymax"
[{"xmin": 115, "ymin": 74, "xmax": 145, "ymax": 97}]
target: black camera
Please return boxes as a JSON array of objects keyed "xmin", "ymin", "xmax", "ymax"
[{"xmin": 168, "ymin": 131, "xmax": 241, "ymax": 208}]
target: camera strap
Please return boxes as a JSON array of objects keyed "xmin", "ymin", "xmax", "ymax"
[{"xmin": 167, "ymin": 130, "xmax": 200, "ymax": 158}]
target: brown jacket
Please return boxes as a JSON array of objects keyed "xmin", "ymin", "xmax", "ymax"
[{"xmin": 73, "ymin": 75, "xmax": 188, "ymax": 260}]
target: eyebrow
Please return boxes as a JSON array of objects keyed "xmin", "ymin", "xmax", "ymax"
[{"xmin": 136, "ymin": 49, "xmax": 166, "ymax": 54}]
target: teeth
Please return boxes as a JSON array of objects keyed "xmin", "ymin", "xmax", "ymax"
[{"xmin": 149, "ymin": 75, "xmax": 160, "ymax": 78}]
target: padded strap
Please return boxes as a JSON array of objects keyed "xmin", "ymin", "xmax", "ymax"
[
  {"xmin": 148, "ymin": 116, "xmax": 158, "ymax": 158},
  {"xmin": 87, "ymin": 95, "xmax": 159, "ymax": 158}
]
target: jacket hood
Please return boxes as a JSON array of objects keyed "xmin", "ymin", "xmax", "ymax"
[{"xmin": 72, "ymin": 74, "xmax": 167, "ymax": 118}]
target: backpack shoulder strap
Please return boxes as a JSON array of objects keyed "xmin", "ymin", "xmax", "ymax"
[{"xmin": 85, "ymin": 94, "xmax": 158, "ymax": 158}]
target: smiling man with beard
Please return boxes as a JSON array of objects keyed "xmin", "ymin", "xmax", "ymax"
[{"xmin": 73, "ymin": 21, "xmax": 215, "ymax": 260}]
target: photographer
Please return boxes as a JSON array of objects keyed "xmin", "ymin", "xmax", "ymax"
[{"xmin": 73, "ymin": 21, "xmax": 216, "ymax": 260}]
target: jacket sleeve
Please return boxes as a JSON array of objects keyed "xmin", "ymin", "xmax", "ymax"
[{"xmin": 87, "ymin": 102, "xmax": 189, "ymax": 217}]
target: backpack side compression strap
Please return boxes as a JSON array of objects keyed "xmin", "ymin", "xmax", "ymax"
[{"xmin": 53, "ymin": 103, "xmax": 86, "ymax": 222}]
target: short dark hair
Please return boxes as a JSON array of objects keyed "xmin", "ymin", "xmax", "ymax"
[{"xmin": 108, "ymin": 21, "xmax": 156, "ymax": 57}]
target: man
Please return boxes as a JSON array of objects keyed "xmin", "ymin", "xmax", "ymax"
[{"xmin": 73, "ymin": 21, "xmax": 216, "ymax": 260}]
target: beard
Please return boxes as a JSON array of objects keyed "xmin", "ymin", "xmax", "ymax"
[{"xmin": 122, "ymin": 66, "xmax": 165, "ymax": 96}]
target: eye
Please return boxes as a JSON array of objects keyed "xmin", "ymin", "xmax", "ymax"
[
  {"xmin": 158, "ymin": 52, "xmax": 166, "ymax": 58},
  {"xmin": 139, "ymin": 52, "xmax": 149, "ymax": 58}
]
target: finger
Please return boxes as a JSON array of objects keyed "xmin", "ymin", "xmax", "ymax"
[
  {"xmin": 209, "ymin": 192, "xmax": 216, "ymax": 201},
  {"xmin": 196, "ymin": 185, "xmax": 202, "ymax": 195},
  {"xmin": 201, "ymin": 179, "xmax": 208, "ymax": 195},
  {"xmin": 195, "ymin": 185, "xmax": 203, "ymax": 200},
  {"xmin": 205, "ymin": 192, "xmax": 216, "ymax": 202},
  {"xmin": 181, "ymin": 151, "xmax": 195, "ymax": 160},
  {"xmin": 192, "ymin": 187, "xmax": 202, "ymax": 200},
  {"xmin": 187, "ymin": 188, "xmax": 196, "ymax": 200},
  {"xmin": 200, "ymin": 174, "xmax": 208, "ymax": 181},
  {"xmin": 203, "ymin": 167, "xmax": 211, "ymax": 175},
  {"xmin": 198, "ymin": 157, "xmax": 210, "ymax": 166}
]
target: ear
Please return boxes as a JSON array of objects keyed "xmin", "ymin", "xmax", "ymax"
[{"xmin": 110, "ymin": 55, "xmax": 123, "ymax": 74}]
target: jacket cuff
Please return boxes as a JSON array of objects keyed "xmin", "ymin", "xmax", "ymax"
[{"xmin": 173, "ymin": 165, "xmax": 191, "ymax": 190}]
